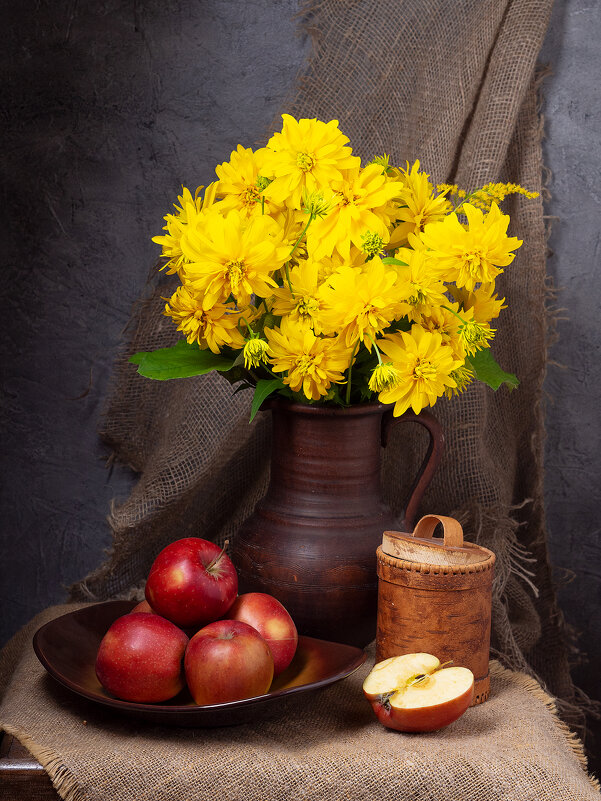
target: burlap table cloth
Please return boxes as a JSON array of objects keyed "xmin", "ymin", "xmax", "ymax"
[{"xmin": 1, "ymin": 604, "xmax": 599, "ymax": 801}]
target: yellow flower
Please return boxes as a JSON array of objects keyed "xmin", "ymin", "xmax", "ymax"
[
  {"xmin": 307, "ymin": 164, "xmax": 402, "ymax": 260},
  {"xmin": 423, "ymin": 302, "xmax": 494, "ymax": 358},
  {"xmin": 420, "ymin": 202, "xmax": 522, "ymax": 291},
  {"xmin": 388, "ymin": 161, "xmax": 452, "ymax": 249},
  {"xmin": 457, "ymin": 317, "xmax": 495, "ymax": 356},
  {"xmin": 152, "ymin": 185, "xmax": 214, "ymax": 275},
  {"xmin": 271, "ymin": 259, "xmax": 324, "ymax": 332},
  {"xmin": 392, "ymin": 248, "xmax": 448, "ymax": 324},
  {"xmin": 265, "ymin": 317, "xmax": 351, "ymax": 400},
  {"xmin": 420, "ymin": 303, "xmax": 464, "ymax": 358},
  {"xmin": 215, "ymin": 145, "xmax": 278, "ymax": 218},
  {"xmin": 368, "ymin": 362, "xmax": 401, "ymax": 393},
  {"xmin": 301, "ymin": 190, "xmax": 333, "ymax": 219},
  {"xmin": 319, "ymin": 257, "xmax": 401, "ymax": 349},
  {"xmin": 365, "ymin": 154, "xmax": 394, "ymax": 175},
  {"xmin": 450, "ymin": 283, "xmax": 506, "ymax": 323},
  {"xmin": 181, "ymin": 210, "xmax": 289, "ymax": 308},
  {"xmin": 262, "ymin": 115, "xmax": 360, "ymax": 209},
  {"xmin": 360, "ymin": 231, "xmax": 386, "ymax": 259},
  {"xmin": 164, "ymin": 284, "xmax": 245, "ymax": 353},
  {"xmin": 313, "ymin": 252, "xmax": 346, "ymax": 284},
  {"xmin": 269, "ymin": 207, "xmax": 307, "ymax": 255},
  {"xmin": 444, "ymin": 364, "xmax": 474, "ymax": 398},
  {"xmin": 377, "ymin": 325, "xmax": 462, "ymax": 415},
  {"xmin": 243, "ymin": 337, "xmax": 270, "ymax": 369}
]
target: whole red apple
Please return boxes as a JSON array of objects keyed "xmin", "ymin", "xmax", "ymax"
[
  {"xmin": 225, "ymin": 592, "xmax": 298, "ymax": 676},
  {"xmin": 184, "ymin": 619, "xmax": 274, "ymax": 705},
  {"xmin": 145, "ymin": 537, "xmax": 238, "ymax": 628},
  {"xmin": 363, "ymin": 653, "xmax": 474, "ymax": 732},
  {"xmin": 95, "ymin": 613, "xmax": 188, "ymax": 703}
]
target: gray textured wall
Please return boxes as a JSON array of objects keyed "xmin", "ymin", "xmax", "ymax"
[
  {"xmin": 541, "ymin": 0, "xmax": 601, "ymax": 733},
  {"xmin": 2, "ymin": 0, "xmax": 599, "ymax": 753},
  {"xmin": 1, "ymin": 0, "xmax": 308, "ymax": 639}
]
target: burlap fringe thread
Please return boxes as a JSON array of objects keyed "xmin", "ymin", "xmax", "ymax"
[
  {"xmin": 487, "ymin": 662, "xmax": 600, "ymax": 792},
  {"xmin": 1, "ymin": 723, "xmax": 85, "ymax": 801},
  {"xmin": 2, "ymin": 661, "xmax": 598, "ymax": 800}
]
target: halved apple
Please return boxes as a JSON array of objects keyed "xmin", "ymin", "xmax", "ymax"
[{"xmin": 363, "ymin": 653, "xmax": 474, "ymax": 732}]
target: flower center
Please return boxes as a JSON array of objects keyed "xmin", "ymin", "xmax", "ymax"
[
  {"xmin": 242, "ymin": 185, "xmax": 261, "ymax": 206},
  {"xmin": 296, "ymin": 296, "xmax": 320, "ymax": 318},
  {"xmin": 297, "ymin": 353, "xmax": 317, "ymax": 375},
  {"xmin": 361, "ymin": 231, "xmax": 385, "ymax": 257},
  {"xmin": 464, "ymin": 251, "xmax": 484, "ymax": 276},
  {"xmin": 296, "ymin": 152, "xmax": 315, "ymax": 172},
  {"xmin": 413, "ymin": 358, "xmax": 437, "ymax": 381},
  {"xmin": 338, "ymin": 189, "xmax": 360, "ymax": 207},
  {"xmin": 226, "ymin": 259, "xmax": 246, "ymax": 294},
  {"xmin": 408, "ymin": 284, "xmax": 427, "ymax": 306}
]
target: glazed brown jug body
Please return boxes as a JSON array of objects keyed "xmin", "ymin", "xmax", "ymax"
[{"xmin": 231, "ymin": 400, "xmax": 443, "ymax": 647}]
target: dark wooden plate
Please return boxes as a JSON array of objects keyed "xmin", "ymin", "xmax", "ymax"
[{"xmin": 33, "ymin": 601, "xmax": 366, "ymax": 727}]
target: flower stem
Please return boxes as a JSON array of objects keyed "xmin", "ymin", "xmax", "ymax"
[
  {"xmin": 368, "ymin": 334, "xmax": 383, "ymax": 365},
  {"xmin": 442, "ymin": 304, "xmax": 467, "ymax": 325},
  {"xmin": 284, "ymin": 213, "xmax": 316, "ymax": 298},
  {"xmin": 289, "ymin": 214, "xmax": 314, "ymax": 261},
  {"xmin": 240, "ymin": 315, "xmax": 254, "ymax": 334}
]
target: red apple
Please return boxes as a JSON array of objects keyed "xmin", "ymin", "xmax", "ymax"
[
  {"xmin": 184, "ymin": 619, "xmax": 274, "ymax": 705},
  {"xmin": 95, "ymin": 613, "xmax": 188, "ymax": 703},
  {"xmin": 363, "ymin": 653, "xmax": 474, "ymax": 732},
  {"xmin": 145, "ymin": 537, "xmax": 238, "ymax": 628},
  {"xmin": 225, "ymin": 592, "xmax": 298, "ymax": 676},
  {"xmin": 131, "ymin": 600, "xmax": 155, "ymax": 614},
  {"xmin": 129, "ymin": 600, "xmax": 202, "ymax": 639}
]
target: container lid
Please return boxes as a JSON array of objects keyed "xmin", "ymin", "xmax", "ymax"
[{"xmin": 382, "ymin": 514, "xmax": 492, "ymax": 567}]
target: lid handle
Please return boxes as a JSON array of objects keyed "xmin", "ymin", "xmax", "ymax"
[{"xmin": 411, "ymin": 514, "xmax": 464, "ymax": 548}]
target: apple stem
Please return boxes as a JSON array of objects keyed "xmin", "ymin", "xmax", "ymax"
[{"xmin": 205, "ymin": 540, "xmax": 229, "ymax": 573}]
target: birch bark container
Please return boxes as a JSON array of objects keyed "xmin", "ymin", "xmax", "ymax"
[{"xmin": 376, "ymin": 514, "xmax": 495, "ymax": 705}]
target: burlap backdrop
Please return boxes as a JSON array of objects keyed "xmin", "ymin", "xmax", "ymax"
[{"xmin": 72, "ymin": 0, "xmax": 580, "ymax": 722}]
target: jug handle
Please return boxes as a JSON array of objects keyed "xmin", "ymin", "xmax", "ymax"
[{"xmin": 381, "ymin": 409, "xmax": 444, "ymax": 531}]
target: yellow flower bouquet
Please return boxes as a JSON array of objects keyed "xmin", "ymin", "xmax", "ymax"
[{"xmin": 132, "ymin": 114, "xmax": 536, "ymax": 420}]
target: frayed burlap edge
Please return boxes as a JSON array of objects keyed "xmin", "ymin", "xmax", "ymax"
[
  {"xmin": 1, "ymin": 724, "xmax": 85, "ymax": 801},
  {"xmin": 488, "ymin": 661, "xmax": 600, "ymax": 792}
]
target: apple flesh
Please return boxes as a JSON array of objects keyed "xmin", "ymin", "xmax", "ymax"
[
  {"xmin": 225, "ymin": 592, "xmax": 298, "ymax": 676},
  {"xmin": 363, "ymin": 653, "xmax": 474, "ymax": 732},
  {"xmin": 185, "ymin": 619, "xmax": 274, "ymax": 705},
  {"xmin": 145, "ymin": 537, "xmax": 238, "ymax": 628},
  {"xmin": 95, "ymin": 613, "xmax": 188, "ymax": 703}
]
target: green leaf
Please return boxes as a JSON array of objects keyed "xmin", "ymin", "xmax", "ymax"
[
  {"xmin": 466, "ymin": 348, "xmax": 519, "ymax": 391},
  {"xmin": 129, "ymin": 340, "xmax": 236, "ymax": 380},
  {"xmin": 249, "ymin": 378, "xmax": 285, "ymax": 422},
  {"xmin": 381, "ymin": 256, "xmax": 408, "ymax": 266}
]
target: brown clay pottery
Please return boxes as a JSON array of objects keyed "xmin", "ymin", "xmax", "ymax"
[{"xmin": 231, "ymin": 400, "xmax": 444, "ymax": 647}]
